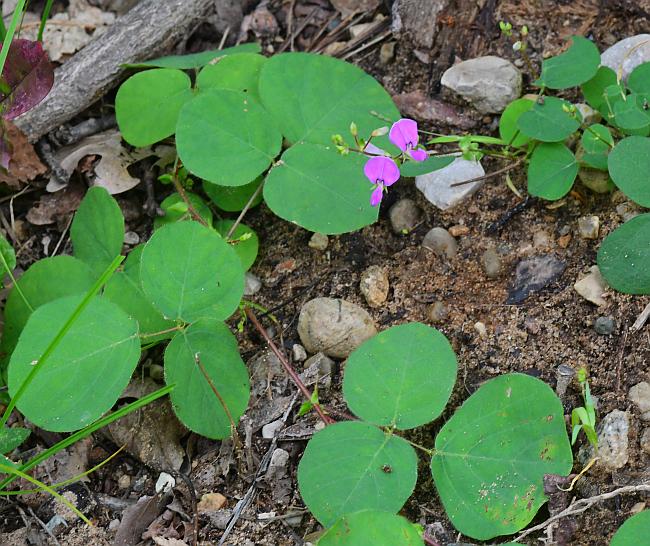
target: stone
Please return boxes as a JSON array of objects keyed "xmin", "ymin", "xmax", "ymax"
[
  {"xmin": 578, "ymin": 216, "xmax": 600, "ymax": 239},
  {"xmin": 264, "ymin": 448, "xmax": 290, "ymax": 481},
  {"xmin": 391, "ymin": 0, "xmax": 449, "ymax": 50},
  {"xmin": 124, "ymin": 231, "xmax": 139, "ymax": 245},
  {"xmin": 441, "ymin": 56, "xmax": 522, "ymax": 113},
  {"xmin": 616, "ymin": 202, "xmax": 641, "ymax": 222},
  {"xmin": 422, "ymin": 227, "xmax": 458, "ymax": 259},
  {"xmin": 641, "ymin": 428, "xmax": 650, "ymax": 454},
  {"xmin": 349, "ymin": 22, "xmax": 374, "ymax": 39},
  {"xmin": 300, "ymin": 352, "xmax": 334, "ymax": 390},
  {"xmin": 507, "ymin": 255, "xmax": 566, "ymax": 304},
  {"xmin": 415, "ymin": 157, "xmax": 484, "ymax": 210},
  {"xmin": 533, "ymin": 229, "xmax": 552, "ymax": 248},
  {"xmin": 474, "ymin": 321, "xmax": 487, "ymax": 338},
  {"xmin": 578, "ymin": 167, "xmax": 614, "ymax": 194},
  {"xmin": 575, "ymin": 103, "xmax": 601, "ymax": 125},
  {"xmin": 555, "ymin": 364, "xmax": 576, "ymax": 398},
  {"xmin": 601, "ymin": 34, "xmax": 650, "ymax": 81},
  {"xmin": 629, "ymin": 382, "xmax": 650, "ymax": 421},
  {"xmin": 244, "ymin": 271, "xmax": 262, "ymax": 296},
  {"xmin": 292, "ymin": 344, "xmax": 307, "ymax": 362},
  {"xmin": 197, "ymin": 493, "xmax": 227, "ymax": 513},
  {"xmin": 448, "ymin": 225, "xmax": 469, "ymax": 237},
  {"xmin": 155, "ymin": 472, "xmax": 175, "ymax": 494},
  {"xmin": 594, "ymin": 316, "xmax": 616, "ymax": 335},
  {"xmin": 298, "ymin": 298, "xmax": 377, "ymax": 359},
  {"xmin": 308, "ymin": 232, "xmax": 329, "ymax": 251},
  {"xmin": 481, "ymin": 247, "xmax": 502, "ymax": 279},
  {"xmin": 389, "ymin": 198, "xmax": 421, "ymax": 234},
  {"xmin": 596, "ymin": 410, "xmax": 630, "ymax": 471},
  {"xmin": 392, "ymin": 91, "xmax": 476, "ymax": 130},
  {"xmin": 427, "ymin": 301, "xmax": 447, "ymax": 323},
  {"xmin": 360, "ymin": 265, "xmax": 389, "ymax": 307},
  {"xmin": 379, "ymin": 41, "xmax": 396, "ymax": 65},
  {"xmin": 574, "ymin": 265, "xmax": 608, "ymax": 306},
  {"xmin": 262, "ymin": 419, "xmax": 284, "ymax": 439}
]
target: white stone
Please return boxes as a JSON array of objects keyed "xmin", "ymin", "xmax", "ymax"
[
  {"xmin": 262, "ymin": 419, "xmax": 284, "ymax": 439},
  {"xmin": 415, "ymin": 157, "xmax": 484, "ymax": 210},
  {"xmin": 155, "ymin": 472, "xmax": 175, "ymax": 494},
  {"xmin": 601, "ymin": 34, "xmax": 650, "ymax": 81},
  {"xmin": 578, "ymin": 216, "xmax": 600, "ymax": 239},
  {"xmin": 244, "ymin": 272, "xmax": 262, "ymax": 296},
  {"xmin": 629, "ymin": 382, "xmax": 650, "ymax": 421},
  {"xmin": 596, "ymin": 410, "xmax": 630, "ymax": 471},
  {"xmin": 574, "ymin": 265, "xmax": 608, "ymax": 306},
  {"xmin": 441, "ymin": 56, "xmax": 522, "ymax": 113}
]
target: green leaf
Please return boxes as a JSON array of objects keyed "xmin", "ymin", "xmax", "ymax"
[
  {"xmin": 499, "ymin": 98, "xmax": 535, "ymax": 147},
  {"xmin": 258, "ymin": 52, "xmax": 400, "ymax": 147},
  {"xmin": 116, "ymin": 68, "xmax": 193, "ymax": 147},
  {"xmin": 0, "ymin": 233, "xmax": 16, "ymax": 272},
  {"xmin": 214, "ymin": 219, "xmax": 259, "ymax": 271},
  {"xmin": 399, "ymin": 155, "xmax": 454, "ymax": 177},
  {"xmin": 581, "ymin": 66, "xmax": 617, "ymax": 111},
  {"xmin": 1, "ymin": 256, "xmax": 94, "ymax": 361},
  {"xmin": 517, "ymin": 96, "xmax": 580, "ymax": 142},
  {"xmin": 104, "ymin": 245, "xmax": 175, "ymax": 343},
  {"xmin": 627, "ymin": 62, "xmax": 650, "ymax": 94},
  {"xmin": 197, "ymin": 53, "xmax": 267, "ymax": 99},
  {"xmin": 580, "ymin": 124, "xmax": 613, "ymax": 170},
  {"xmin": 297, "ymin": 421, "xmax": 418, "ymax": 527},
  {"xmin": 343, "ymin": 323, "xmax": 457, "ymax": 430},
  {"xmin": 0, "ymin": 427, "xmax": 29, "ymax": 454},
  {"xmin": 431, "ymin": 373, "xmax": 573, "ymax": 540},
  {"xmin": 126, "ymin": 43, "xmax": 261, "ymax": 69},
  {"xmin": 611, "ymin": 511, "xmax": 650, "ymax": 545},
  {"xmin": 8, "ymin": 295, "xmax": 140, "ymax": 431},
  {"xmin": 140, "ymin": 221, "xmax": 244, "ymax": 323},
  {"xmin": 154, "ymin": 191, "xmax": 213, "ymax": 229},
  {"xmin": 613, "ymin": 94, "xmax": 650, "ymax": 135},
  {"xmin": 527, "ymin": 142, "xmax": 578, "ymax": 200},
  {"xmin": 597, "ymin": 213, "xmax": 650, "ymax": 294},
  {"xmin": 71, "ymin": 187, "xmax": 125, "ymax": 276},
  {"xmin": 203, "ymin": 178, "xmax": 263, "ymax": 212},
  {"xmin": 264, "ymin": 143, "xmax": 378, "ymax": 234},
  {"xmin": 176, "ymin": 89, "xmax": 282, "ymax": 186},
  {"xmin": 164, "ymin": 318, "xmax": 249, "ymax": 439},
  {"xmin": 535, "ymin": 36, "xmax": 600, "ymax": 89},
  {"xmin": 319, "ymin": 510, "xmax": 424, "ymax": 546},
  {"xmin": 608, "ymin": 136, "xmax": 650, "ymax": 206}
]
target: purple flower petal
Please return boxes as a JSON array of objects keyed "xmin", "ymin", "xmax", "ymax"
[
  {"xmin": 364, "ymin": 142, "xmax": 389, "ymax": 156},
  {"xmin": 363, "ymin": 156, "xmax": 400, "ymax": 186},
  {"xmin": 370, "ymin": 184, "xmax": 384, "ymax": 207},
  {"xmin": 389, "ymin": 118, "xmax": 419, "ymax": 152},
  {"xmin": 409, "ymin": 148, "xmax": 428, "ymax": 162}
]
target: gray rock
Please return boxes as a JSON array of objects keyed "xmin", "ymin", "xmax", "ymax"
[
  {"xmin": 575, "ymin": 103, "xmax": 601, "ymax": 125},
  {"xmin": 641, "ymin": 428, "xmax": 650, "ymax": 454},
  {"xmin": 124, "ymin": 231, "xmax": 140, "ymax": 245},
  {"xmin": 555, "ymin": 364, "xmax": 576, "ymax": 398},
  {"xmin": 423, "ymin": 227, "xmax": 458, "ymax": 259},
  {"xmin": 507, "ymin": 255, "xmax": 566, "ymax": 304},
  {"xmin": 629, "ymin": 382, "xmax": 650, "ymax": 421},
  {"xmin": 578, "ymin": 167, "xmax": 614, "ymax": 194},
  {"xmin": 262, "ymin": 419, "xmax": 284, "ymax": 439},
  {"xmin": 391, "ymin": 0, "xmax": 449, "ymax": 50},
  {"xmin": 308, "ymin": 232, "xmax": 329, "ymax": 251},
  {"xmin": 415, "ymin": 157, "xmax": 484, "ymax": 210},
  {"xmin": 596, "ymin": 410, "xmax": 630, "ymax": 471},
  {"xmin": 601, "ymin": 34, "xmax": 650, "ymax": 81},
  {"xmin": 616, "ymin": 202, "xmax": 641, "ymax": 222},
  {"xmin": 360, "ymin": 265, "xmax": 389, "ymax": 307},
  {"xmin": 578, "ymin": 215, "xmax": 600, "ymax": 239},
  {"xmin": 264, "ymin": 448, "xmax": 289, "ymax": 481},
  {"xmin": 389, "ymin": 198, "xmax": 421, "ymax": 234},
  {"xmin": 574, "ymin": 265, "xmax": 608, "ymax": 306},
  {"xmin": 298, "ymin": 298, "xmax": 377, "ymax": 358},
  {"xmin": 441, "ymin": 56, "xmax": 522, "ymax": 113},
  {"xmin": 594, "ymin": 316, "xmax": 615, "ymax": 335},
  {"xmin": 427, "ymin": 301, "xmax": 447, "ymax": 323},
  {"xmin": 244, "ymin": 271, "xmax": 262, "ymax": 296},
  {"xmin": 481, "ymin": 247, "xmax": 502, "ymax": 278},
  {"xmin": 292, "ymin": 343, "xmax": 307, "ymax": 362},
  {"xmin": 300, "ymin": 352, "xmax": 334, "ymax": 390}
]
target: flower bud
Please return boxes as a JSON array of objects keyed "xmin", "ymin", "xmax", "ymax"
[
  {"xmin": 349, "ymin": 122, "xmax": 358, "ymax": 137},
  {"xmin": 521, "ymin": 25, "xmax": 529, "ymax": 36},
  {"xmin": 371, "ymin": 126, "xmax": 388, "ymax": 137}
]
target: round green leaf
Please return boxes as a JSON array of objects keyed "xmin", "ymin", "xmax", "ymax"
[
  {"xmin": 128, "ymin": 43, "xmax": 261, "ymax": 69},
  {"xmin": 581, "ymin": 66, "xmax": 617, "ymax": 111},
  {"xmin": 116, "ymin": 68, "xmax": 193, "ymax": 147},
  {"xmin": 176, "ymin": 89, "xmax": 282, "ymax": 187},
  {"xmin": 319, "ymin": 511, "xmax": 424, "ymax": 546},
  {"xmin": 499, "ymin": 98, "xmax": 534, "ymax": 147},
  {"xmin": 597, "ymin": 213, "xmax": 650, "ymax": 294},
  {"xmin": 343, "ymin": 323, "xmax": 457, "ymax": 430},
  {"xmin": 613, "ymin": 94, "xmax": 650, "ymax": 135},
  {"xmin": 154, "ymin": 191, "xmax": 213, "ymax": 229},
  {"xmin": 517, "ymin": 97, "xmax": 580, "ymax": 142},
  {"xmin": 0, "ymin": 426, "xmax": 29, "ymax": 454},
  {"xmin": 104, "ymin": 245, "xmax": 175, "ymax": 343},
  {"xmin": 400, "ymin": 155, "xmax": 454, "ymax": 177},
  {"xmin": 297, "ymin": 421, "xmax": 417, "ymax": 527},
  {"xmin": 214, "ymin": 220, "xmax": 258, "ymax": 271},
  {"xmin": 258, "ymin": 52, "xmax": 400, "ymax": 146},
  {"xmin": 1, "ymin": 256, "xmax": 94, "ymax": 360},
  {"xmin": 0, "ymin": 234, "xmax": 16, "ymax": 273},
  {"xmin": 527, "ymin": 142, "xmax": 578, "ymax": 200},
  {"xmin": 535, "ymin": 36, "xmax": 600, "ymax": 89},
  {"xmin": 140, "ymin": 221, "xmax": 244, "ymax": 323},
  {"xmin": 264, "ymin": 143, "xmax": 378, "ymax": 234},
  {"xmin": 431, "ymin": 373, "xmax": 573, "ymax": 540},
  {"xmin": 608, "ymin": 136, "xmax": 650, "ymax": 206},
  {"xmin": 164, "ymin": 318, "xmax": 249, "ymax": 439},
  {"xmin": 628, "ymin": 62, "xmax": 650, "ymax": 94},
  {"xmin": 197, "ymin": 53, "xmax": 267, "ymax": 99},
  {"xmin": 611, "ymin": 511, "xmax": 650, "ymax": 545},
  {"xmin": 8, "ymin": 295, "xmax": 140, "ymax": 431},
  {"xmin": 71, "ymin": 187, "xmax": 125, "ymax": 276},
  {"xmin": 580, "ymin": 124, "xmax": 613, "ymax": 170},
  {"xmin": 203, "ymin": 177, "xmax": 263, "ymax": 212}
]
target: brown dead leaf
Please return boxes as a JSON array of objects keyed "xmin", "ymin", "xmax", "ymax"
[
  {"xmin": 114, "ymin": 494, "xmax": 165, "ymax": 546},
  {"xmin": 0, "ymin": 121, "xmax": 47, "ymax": 189},
  {"xmin": 26, "ymin": 178, "xmax": 84, "ymax": 226},
  {"xmin": 330, "ymin": 0, "xmax": 380, "ymax": 17}
]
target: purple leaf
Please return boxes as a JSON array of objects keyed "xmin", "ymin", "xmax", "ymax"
[{"xmin": 0, "ymin": 39, "xmax": 54, "ymax": 120}]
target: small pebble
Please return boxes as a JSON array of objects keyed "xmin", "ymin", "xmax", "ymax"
[
  {"xmin": 265, "ymin": 448, "xmax": 290, "ymax": 481},
  {"xmin": 197, "ymin": 493, "xmax": 227, "ymax": 513},
  {"xmin": 474, "ymin": 321, "xmax": 487, "ymax": 338},
  {"xmin": 616, "ymin": 202, "xmax": 640, "ymax": 222},
  {"xmin": 533, "ymin": 229, "xmax": 552, "ymax": 248},
  {"xmin": 149, "ymin": 363, "xmax": 164, "ymax": 382},
  {"xmin": 578, "ymin": 215, "xmax": 600, "ymax": 239},
  {"xmin": 117, "ymin": 474, "xmax": 131, "ymax": 489},
  {"xmin": 574, "ymin": 265, "xmax": 608, "ymax": 306},
  {"xmin": 629, "ymin": 382, "xmax": 650, "ymax": 421},
  {"xmin": 555, "ymin": 364, "xmax": 575, "ymax": 398},
  {"xmin": 594, "ymin": 316, "xmax": 615, "ymax": 335},
  {"xmin": 379, "ymin": 41, "xmax": 396, "ymax": 65},
  {"xmin": 427, "ymin": 301, "xmax": 447, "ymax": 323},
  {"xmin": 641, "ymin": 428, "xmax": 650, "ymax": 454},
  {"xmin": 389, "ymin": 198, "xmax": 421, "ymax": 234},
  {"xmin": 449, "ymin": 224, "xmax": 469, "ymax": 237},
  {"xmin": 596, "ymin": 410, "xmax": 630, "ymax": 471},
  {"xmin": 481, "ymin": 247, "xmax": 501, "ymax": 279},
  {"xmin": 244, "ymin": 272, "xmax": 262, "ymax": 296},
  {"xmin": 558, "ymin": 233, "xmax": 572, "ymax": 248},
  {"xmin": 124, "ymin": 231, "xmax": 140, "ymax": 245},
  {"xmin": 308, "ymin": 232, "xmax": 329, "ymax": 251},
  {"xmin": 423, "ymin": 227, "xmax": 458, "ymax": 259},
  {"xmin": 292, "ymin": 344, "xmax": 307, "ymax": 362},
  {"xmin": 262, "ymin": 419, "xmax": 284, "ymax": 439},
  {"xmin": 108, "ymin": 519, "xmax": 120, "ymax": 532},
  {"xmin": 359, "ymin": 265, "xmax": 389, "ymax": 307}
]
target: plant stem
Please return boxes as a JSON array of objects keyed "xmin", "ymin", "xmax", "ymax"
[
  {"xmin": 225, "ymin": 180, "xmax": 264, "ymax": 240},
  {"xmin": 37, "ymin": 0, "xmax": 54, "ymax": 42},
  {"xmin": 0, "ymin": 0, "xmax": 27, "ymax": 77},
  {"xmin": 171, "ymin": 158, "xmax": 209, "ymax": 228},
  {"xmin": 450, "ymin": 157, "xmax": 525, "ymax": 187},
  {"xmin": 245, "ymin": 308, "xmax": 334, "ymax": 425},
  {"xmin": 139, "ymin": 325, "xmax": 184, "ymax": 339},
  {"xmin": 0, "ymin": 249, "xmax": 32, "ymax": 312}
]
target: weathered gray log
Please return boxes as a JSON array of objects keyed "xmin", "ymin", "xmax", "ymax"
[{"xmin": 15, "ymin": 0, "xmax": 214, "ymax": 141}]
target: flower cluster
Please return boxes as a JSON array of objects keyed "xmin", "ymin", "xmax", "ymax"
[{"xmin": 363, "ymin": 118, "xmax": 426, "ymax": 207}]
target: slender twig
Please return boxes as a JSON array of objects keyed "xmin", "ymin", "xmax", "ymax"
[
  {"xmin": 218, "ymin": 26, "xmax": 230, "ymax": 50},
  {"xmin": 306, "ymin": 12, "xmax": 337, "ymax": 51},
  {"xmin": 176, "ymin": 472, "xmax": 199, "ymax": 546},
  {"xmin": 51, "ymin": 214, "xmax": 73, "ymax": 256},
  {"xmin": 171, "ymin": 158, "xmax": 209, "ymax": 227},
  {"xmin": 450, "ymin": 158, "xmax": 524, "ymax": 187},
  {"xmin": 245, "ymin": 308, "xmax": 334, "ymax": 425},
  {"xmin": 225, "ymin": 181, "xmax": 264, "ymax": 239},
  {"xmin": 342, "ymin": 29, "xmax": 391, "ymax": 60}
]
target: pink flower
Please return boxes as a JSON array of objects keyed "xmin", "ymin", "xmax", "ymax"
[
  {"xmin": 364, "ymin": 156, "xmax": 400, "ymax": 207},
  {"xmin": 389, "ymin": 118, "xmax": 427, "ymax": 162}
]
